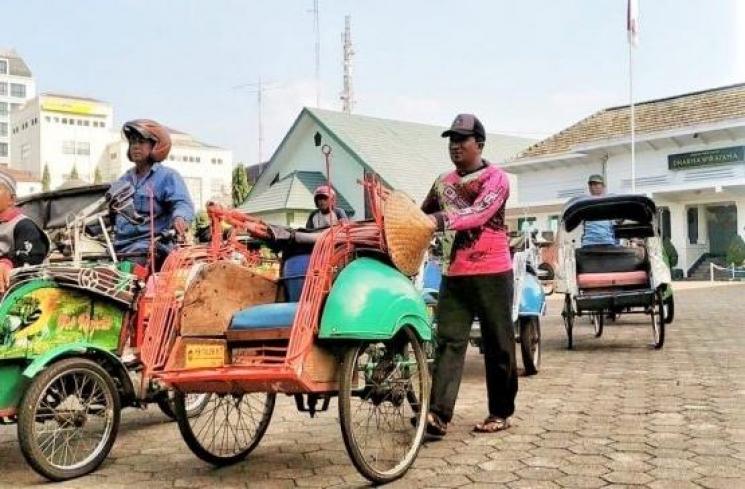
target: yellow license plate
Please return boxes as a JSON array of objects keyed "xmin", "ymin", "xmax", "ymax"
[{"xmin": 185, "ymin": 344, "xmax": 225, "ymax": 368}]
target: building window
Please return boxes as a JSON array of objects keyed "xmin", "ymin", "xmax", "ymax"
[
  {"xmin": 195, "ymin": 157, "xmax": 200, "ymax": 163},
  {"xmin": 110, "ymin": 152, "xmax": 117, "ymax": 160},
  {"xmin": 99, "ymin": 121, "xmax": 105, "ymax": 128},
  {"xmin": 182, "ymin": 156, "xmax": 188, "ymax": 162},
  {"xmin": 687, "ymin": 207, "xmax": 699, "ymax": 244},
  {"xmin": 77, "ymin": 119, "xmax": 83, "ymax": 126},
  {"xmin": 10, "ymin": 103, "xmax": 20, "ymax": 112},
  {"xmin": 62, "ymin": 118, "xmax": 68, "ymax": 124},
  {"xmin": 54, "ymin": 116, "xmax": 59, "ymax": 123},
  {"xmin": 62, "ymin": 140, "xmax": 75, "ymax": 154},
  {"xmin": 45, "ymin": 116, "xmax": 50, "ymax": 122},
  {"xmin": 660, "ymin": 207, "xmax": 671, "ymax": 241},
  {"xmin": 10, "ymin": 83, "xmax": 26, "ymax": 98},
  {"xmin": 0, "ymin": 60, "xmax": 7, "ymax": 75},
  {"xmin": 0, "ymin": 102, "xmax": 7, "ymax": 116},
  {"xmin": 20, "ymin": 143, "xmax": 30, "ymax": 160},
  {"xmin": 0, "ymin": 82, "xmax": 6, "ymax": 96},
  {"xmin": 517, "ymin": 217, "xmax": 537, "ymax": 231},
  {"xmin": 0, "ymin": 122, "xmax": 6, "ymax": 137},
  {"xmin": 548, "ymin": 215, "xmax": 559, "ymax": 232},
  {"xmin": 0, "ymin": 143, "xmax": 7, "ymax": 158},
  {"xmin": 76, "ymin": 142, "xmax": 90, "ymax": 155}
]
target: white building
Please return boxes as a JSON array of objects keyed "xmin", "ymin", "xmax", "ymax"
[
  {"xmin": 504, "ymin": 83, "xmax": 745, "ymax": 277},
  {"xmin": 242, "ymin": 108, "xmax": 534, "ymax": 227},
  {"xmin": 10, "ymin": 93, "xmax": 113, "ymax": 189},
  {"xmin": 0, "ymin": 48, "xmax": 36, "ymax": 166},
  {"xmin": 101, "ymin": 128, "xmax": 233, "ymax": 211}
]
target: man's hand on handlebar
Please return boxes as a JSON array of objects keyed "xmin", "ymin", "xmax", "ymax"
[{"xmin": 173, "ymin": 217, "xmax": 188, "ymax": 238}]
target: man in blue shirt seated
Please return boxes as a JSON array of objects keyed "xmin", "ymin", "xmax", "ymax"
[
  {"xmin": 582, "ymin": 174, "xmax": 617, "ymax": 248},
  {"xmin": 113, "ymin": 119, "xmax": 194, "ymax": 268}
]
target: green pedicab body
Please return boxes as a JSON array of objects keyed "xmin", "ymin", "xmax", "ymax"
[
  {"xmin": 0, "ymin": 279, "xmax": 126, "ymax": 414},
  {"xmin": 319, "ymin": 257, "xmax": 432, "ymax": 342}
]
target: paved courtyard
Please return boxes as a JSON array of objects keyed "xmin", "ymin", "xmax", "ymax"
[{"xmin": 2, "ymin": 283, "xmax": 744, "ymax": 488}]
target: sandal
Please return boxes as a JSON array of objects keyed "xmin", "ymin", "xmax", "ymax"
[
  {"xmin": 473, "ymin": 416, "xmax": 511, "ymax": 433},
  {"xmin": 425, "ymin": 412, "xmax": 447, "ymax": 437}
]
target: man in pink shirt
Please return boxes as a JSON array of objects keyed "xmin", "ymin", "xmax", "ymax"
[{"xmin": 421, "ymin": 114, "xmax": 517, "ymax": 436}]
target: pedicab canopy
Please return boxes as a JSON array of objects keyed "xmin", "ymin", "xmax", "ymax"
[
  {"xmin": 561, "ymin": 194, "xmax": 657, "ymax": 232},
  {"xmin": 16, "ymin": 184, "xmax": 111, "ymax": 230},
  {"xmin": 383, "ymin": 191, "xmax": 436, "ymax": 276}
]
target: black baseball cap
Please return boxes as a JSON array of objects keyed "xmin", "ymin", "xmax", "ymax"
[{"xmin": 441, "ymin": 114, "xmax": 486, "ymax": 140}]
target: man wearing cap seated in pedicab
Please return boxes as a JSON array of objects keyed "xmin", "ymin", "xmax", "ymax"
[
  {"xmin": 305, "ymin": 185, "xmax": 349, "ymax": 230},
  {"xmin": 582, "ymin": 174, "xmax": 618, "ymax": 248},
  {"xmin": 113, "ymin": 120, "xmax": 194, "ymax": 268},
  {"xmin": 0, "ymin": 170, "xmax": 49, "ymax": 294},
  {"xmin": 421, "ymin": 114, "xmax": 517, "ymax": 436}
]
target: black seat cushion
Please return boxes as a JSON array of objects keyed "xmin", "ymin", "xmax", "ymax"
[{"xmin": 575, "ymin": 246, "xmax": 646, "ymax": 274}]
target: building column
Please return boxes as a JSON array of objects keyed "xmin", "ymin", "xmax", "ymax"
[
  {"xmin": 668, "ymin": 203, "xmax": 687, "ymax": 275},
  {"xmin": 697, "ymin": 204, "xmax": 708, "ymax": 246},
  {"xmin": 736, "ymin": 198, "xmax": 745, "ymax": 241}
]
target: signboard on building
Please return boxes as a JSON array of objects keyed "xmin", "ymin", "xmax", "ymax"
[
  {"xmin": 668, "ymin": 146, "xmax": 744, "ymax": 170},
  {"xmin": 40, "ymin": 97, "xmax": 107, "ymax": 116}
]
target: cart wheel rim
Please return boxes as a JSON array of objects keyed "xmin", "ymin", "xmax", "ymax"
[
  {"xmin": 183, "ymin": 393, "xmax": 210, "ymax": 416},
  {"xmin": 30, "ymin": 368, "xmax": 116, "ymax": 471},
  {"xmin": 341, "ymin": 328, "xmax": 429, "ymax": 480}
]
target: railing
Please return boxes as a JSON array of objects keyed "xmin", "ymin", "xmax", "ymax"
[{"xmin": 709, "ymin": 262, "xmax": 745, "ymax": 281}]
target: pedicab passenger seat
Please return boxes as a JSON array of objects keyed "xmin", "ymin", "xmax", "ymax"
[
  {"xmin": 226, "ymin": 254, "xmax": 310, "ymax": 341},
  {"xmin": 575, "ymin": 246, "xmax": 649, "ymax": 290}
]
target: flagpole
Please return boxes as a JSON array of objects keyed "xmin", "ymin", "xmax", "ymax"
[{"xmin": 630, "ymin": 43, "xmax": 636, "ymax": 193}]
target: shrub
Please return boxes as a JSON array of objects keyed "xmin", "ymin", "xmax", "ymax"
[
  {"xmin": 662, "ymin": 238, "xmax": 678, "ymax": 269},
  {"xmin": 726, "ymin": 234, "xmax": 745, "ymax": 267}
]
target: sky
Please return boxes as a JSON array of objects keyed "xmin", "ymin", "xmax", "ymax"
[{"xmin": 3, "ymin": 0, "xmax": 744, "ymax": 165}]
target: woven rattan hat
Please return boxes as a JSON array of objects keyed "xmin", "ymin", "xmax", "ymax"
[{"xmin": 383, "ymin": 190, "xmax": 436, "ymax": 276}]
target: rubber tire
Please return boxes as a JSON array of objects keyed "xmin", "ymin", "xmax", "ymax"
[
  {"xmin": 157, "ymin": 391, "xmax": 209, "ymax": 420},
  {"xmin": 563, "ymin": 295, "xmax": 574, "ymax": 350},
  {"xmin": 652, "ymin": 291, "xmax": 665, "ymax": 349},
  {"xmin": 339, "ymin": 328, "xmax": 429, "ymax": 485},
  {"xmin": 593, "ymin": 313, "xmax": 604, "ymax": 338},
  {"xmin": 519, "ymin": 317, "xmax": 541, "ymax": 375},
  {"xmin": 18, "ymin": 358, "xmax": 121, "ymax": 481},
  {"xmin": 173, "ymin": 391, "xmax": 275, "ymax": 466},
  {"xmin": 663, "ymin": 295, "xmax": 674, "ymax": 324}
]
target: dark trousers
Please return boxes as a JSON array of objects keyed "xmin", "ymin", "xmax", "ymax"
[{"xmin": 430, "ymin": 271, "xmax": 518, "ymax": 422}]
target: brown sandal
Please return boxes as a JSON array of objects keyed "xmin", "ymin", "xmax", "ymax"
[{"xmin": 473, "ymin": 416, "xmax": 511, "ymax": 433}]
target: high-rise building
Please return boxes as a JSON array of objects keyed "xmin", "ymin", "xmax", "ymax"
[
  {"xmin": 0, "ymin": 48, "xmax": 36, "ymax": 167},
  {"xmin": 10, "ymin": 93, "xmax": 114, "ymax": 189}
]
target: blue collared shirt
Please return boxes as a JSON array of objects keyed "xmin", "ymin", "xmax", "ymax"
[
  {"xmin": 582, "ymin": 220, "xmax": 617, "ymax": 247},
  {"xmin": 113, "ymin": 164, "xmax": 194, "ymax": 254}
]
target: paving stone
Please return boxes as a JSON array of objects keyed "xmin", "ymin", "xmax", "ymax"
[
  {"xmin": 602, "ymin": 470, "xmax": 654, "ymax": 485},
  {"xmin": 556, "ymin": 475, "xmax": 608, "ymax": 488}
]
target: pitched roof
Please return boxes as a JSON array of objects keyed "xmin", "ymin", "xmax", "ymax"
[
  {"xmin": 0, "ymin": 48, "xmax": 32, "ymax": 77},
  {"xmin": 517, "ymin": 82, "xmax": 745, "ymax": 160},
  {"xmin": 242, "ymin": 170, "xmax": 355, "ymax": 215},
  {"xmin": 304, "ymin": 108, "xmax": 534, "ymax": 202},
  {"xmin": 0, "ymin": 167, "xmax": 40, "ymax": 182}
]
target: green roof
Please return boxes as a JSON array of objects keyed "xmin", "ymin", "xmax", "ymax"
[
  {"xmin": 244, "ymin": 108, "xmax": 535, "ymax": 213},
  {"xmin": 303, "ymin": 108, "xmax": 535, "ymax": 202},
  {"xmin": 241, "ymin": 170, "xmax": 355, "ymax": 215}
]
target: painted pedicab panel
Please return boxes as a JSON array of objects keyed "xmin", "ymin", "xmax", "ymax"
[{"xmin": 555, "ymin": 194, "xmax": 674, "ymax": 349}]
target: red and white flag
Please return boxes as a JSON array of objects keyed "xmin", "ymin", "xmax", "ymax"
[{"xmin": 627, "ymin": 0, "xmax": 640, "ymax": 47}]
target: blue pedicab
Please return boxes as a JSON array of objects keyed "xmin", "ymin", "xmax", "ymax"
[{"xmin": 420, "ymin": 230, "xmax": 548, "ymax": 375}]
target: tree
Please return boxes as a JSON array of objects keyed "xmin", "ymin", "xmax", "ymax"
[
  {"xmin": 94, "ymin": 167, "xmax": 103, "ymax": 184},
  {"xmin": 232, "ymin": 164, "xmax": 251, "ymax": 207},
  {"xmin": 662, "ymin": 238, "xmax": 678, "ymax": 269},
  {"xmin": 726, "ymin": 235, "xmax": 745, "ymax": 267},
  {"xmin": 41, "ymin": 164, "xmax": 51, "ymax": 191},
  {"xmin": 70, "ymin": 164, "xmax": 79, "ymax": 180}
]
